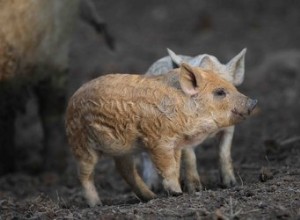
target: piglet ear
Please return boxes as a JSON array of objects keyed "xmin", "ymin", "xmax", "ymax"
[
  {"xmin": 179, "ymin": 63, "xmax": 201, "ymax": 96},
  {"xmin": 167, "ymin": 48, "xmax": 183, "ymax": 67},
  {"xmin": 226, "ymin": 48, "xmax": 247, "ymax": 86},
  {"xmin": 198, "ymin": 55, "xmax": 214, "ymax": 69}
]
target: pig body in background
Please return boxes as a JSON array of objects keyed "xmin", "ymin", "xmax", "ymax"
[
  {"xmin": 143, "ymin": 49, "xmax": 247, "ymax": 192},
  {"xmin": 65, "ymin": 63, "xmax": 256, "ymax": 207},
  {"xmin": 0, "ymin": 0, "xmax": 113, "ymax": 174}
]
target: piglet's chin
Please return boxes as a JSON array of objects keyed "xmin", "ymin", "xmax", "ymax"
[{"xmin": 230, "ymin": 108, "xmax": 248, "ymax": 124}]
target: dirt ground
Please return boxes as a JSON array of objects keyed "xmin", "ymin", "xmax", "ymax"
[{"xmin": 1, "ymin": 0, "xmax": 300, "ymax": 219}]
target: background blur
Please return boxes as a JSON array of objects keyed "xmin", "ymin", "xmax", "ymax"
[
  {"xmin": 14, "ymin": 0, "xmax": 300, "ymax": 173},
  {"xmin": 1, "ymin": 0, "xmax": 300, "ymax": 219},
  {"xmin": 71, "ymin": 0, "xmax": 300, "ymax": 90}
]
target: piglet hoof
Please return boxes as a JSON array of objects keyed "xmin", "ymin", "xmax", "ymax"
[
  {"xmin": 220, "ymin": 175, "xmax": 237, "ymax": 188},
  {"xmin": 88, "ymin": 201, "xmax": 102, "ymax": 208},
  {"xmin": 86, "ymin": 197, "xmax": 102, "ymax": 208},
  {"xmin": 185, "ymin": 181, "xmax": 203, "ymax": 194},
  {"xmin": 183, "ymin": 175, "xmax": 203, "ymax": 194},
  {"xmin": 139, "ymin": 192, "xmax": 157, "ymax": 202},
  {"xmin": 168, "ymin": 190, "xmax": 183, "ymax": 197},
  {"xmin": 163, "ymin": 179, "xmax": 182, "ymax": 197}
]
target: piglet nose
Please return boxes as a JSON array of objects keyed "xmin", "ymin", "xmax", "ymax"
[{"xmin": 247, "ymin": 98, "xmax": 258, "ymax": 113}]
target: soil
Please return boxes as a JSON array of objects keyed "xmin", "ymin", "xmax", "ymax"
[{"xmin": 1, "ymin": 0, "xmax": 300, "ymax": 219}]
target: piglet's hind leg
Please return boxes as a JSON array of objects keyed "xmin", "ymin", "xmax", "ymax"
[
  {"xmin": 114, "ymin": 155, "xmax": 156, "ymax": 202},
  {"xmin": 77, "ymin": 149, "xmax": 101, "ymax": 207}
]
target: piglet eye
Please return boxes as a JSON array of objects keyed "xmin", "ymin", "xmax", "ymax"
[{"xmin": 214, "ymin": 88, "xmax": 226, "ymax": 98}]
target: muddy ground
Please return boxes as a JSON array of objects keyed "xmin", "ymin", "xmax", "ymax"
[{"xmin": 1, "ymin": 0, "xmax": 300, "ymax": 219}]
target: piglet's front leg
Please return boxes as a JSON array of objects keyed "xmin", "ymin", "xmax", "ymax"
[
  {"xmin": 150, "ymin": 146, "xmax": 182, "ymax": 196},
  {"xmin": 219, "ymin": 126, "xmax": 237, "ymax": 187},
  {"xmin": 182, "ymin": 148, "xmax": 202, "ymax": 193}
]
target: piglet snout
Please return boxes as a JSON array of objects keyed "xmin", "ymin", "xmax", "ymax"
[{"xmin": 247, "ymin": 98, "xmax": 258, "ymax": 114}]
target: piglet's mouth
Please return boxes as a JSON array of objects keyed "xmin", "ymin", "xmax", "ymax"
[{"xmin": 231, "ymin": 108, "xmax": 246, "ymax": 120}]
